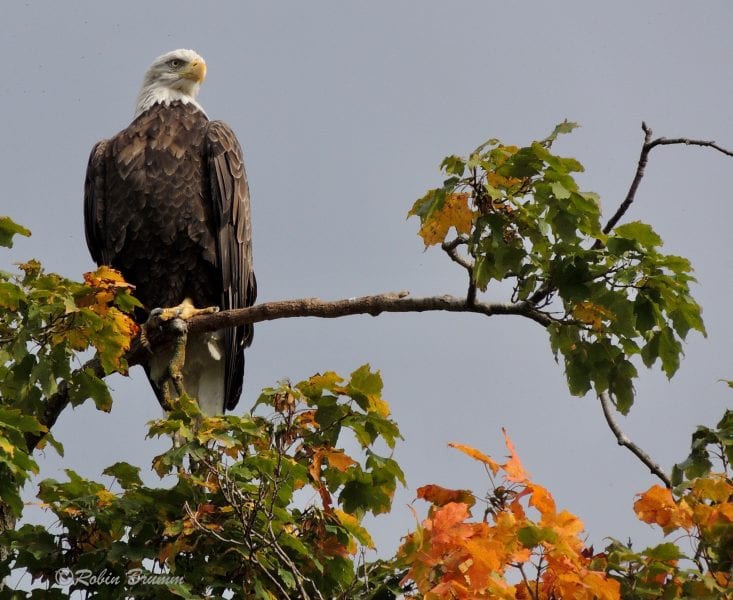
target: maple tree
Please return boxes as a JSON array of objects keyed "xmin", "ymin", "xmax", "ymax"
[{"xmin": 1, "ymin": 123, "xmax": 732, "ymax": 598}]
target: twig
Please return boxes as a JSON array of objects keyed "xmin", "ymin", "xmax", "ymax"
[
  {"xmin": 599, "ymin": 391, "xmax": 671, "ymax": 488},
  {"xmin": 601, "ymin": 122, "xmax": 733, "ymax": 237},
  {"xmin": 599, "ymin": 123, "xmax": 654, "ymax": 237},
  {"xmin": 441, "ymin": 235, "xmax": 473, "ymax": 272},
  {"xmin": 441, "ymin": 235, "xmax": 477, "ymax": 304}
]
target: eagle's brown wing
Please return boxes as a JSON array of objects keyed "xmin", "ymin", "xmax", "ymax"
[
  {"xmin": 84, "ymin": 139, "xmax": 111, "ymax": 267},
  {"xmin": 205, "ymin": 120, "xmax": 257, "ymax": 410}
]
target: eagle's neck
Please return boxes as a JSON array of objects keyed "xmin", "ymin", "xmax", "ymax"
[{"xmin": 134, "ymin": 85, "xmax": 207, "ymax": 118}]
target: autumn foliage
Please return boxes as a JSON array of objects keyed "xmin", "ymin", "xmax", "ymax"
[{"xmin": 398, "ymin": 432, "xmax": 620, "ymax": 600}]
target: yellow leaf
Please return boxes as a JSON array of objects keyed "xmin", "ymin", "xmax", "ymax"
[
  {"xmin": 487, "ymin": 172, "xmax": 522, "ymax": 189},
  {"xmin": 572, "ymin": 301, "xmax": 613, "ymax": 332},
  {"xmin": 335, "ymin": 509, "xmax": 375, "ymax": 549},
  {"xmin": 368, "ymin": 394, "xmax": 391, "ymax": 418},
  {"xmin": 418, "ymin": 192, "xmax": 475, "ymax": 246},
  {"xmin": 449, "ymin": 442, "xmax": 500, "ymax": 475},
  {"xmin": 0, "ymin": 435, "xmax": 14, "ymax": 456},
  {"xmin": 690, "ymin": 474, "xmax": 733, "ymax": 503},
  {"xmin": 96, "ymin": 489, "xmax": 116, "ymax": 508}
]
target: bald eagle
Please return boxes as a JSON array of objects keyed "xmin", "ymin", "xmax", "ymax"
[{"xmin": 84, "ymin": 49, "xmax": 256, "ymax": 414}]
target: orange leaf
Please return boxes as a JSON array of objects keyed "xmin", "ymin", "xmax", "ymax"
[
  {"xmin": 502, "ymin": 429, "xmax": 529, "ymax": 483},
  {"xmin": 309, "ymin": 448, "xmax": 324, "ymax": 481},
  {"xmin": 322, "ymin": 448, "xmax": 357, "ymax": 472},
  {"xmin": 528, "ymin": 483, "xmax": 556, "ymax": 518},
  {"xmin": 295, "ymin": 410, "xmax": 319, "ymax": 429},
  {"xmin": 634, "ymin": 485, "xmax": 693, "ymax": 533},
  {"xmin": 417, "ymin": 484, "xmax": 476, "ymax": 508},
  {"xmin": 449, "ymin": 442, "xmax": 500, "ymax": 475},
  {"xmin": 430, "ymin": 501, "xmax": 471, "ymax": 533}
]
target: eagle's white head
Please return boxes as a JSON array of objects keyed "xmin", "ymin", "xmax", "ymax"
[{"xmin": 134, "ymin": 49, "xmax": 208, "ymax": 118}]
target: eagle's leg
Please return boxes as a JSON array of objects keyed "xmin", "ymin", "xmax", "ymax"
[
  {"xmin": 165, "ymin": 316, "xmax": 188, "ymax": 402},
  {"xmin": 144, "ymin": 298, "xmax": 219, "ymax": 408}
]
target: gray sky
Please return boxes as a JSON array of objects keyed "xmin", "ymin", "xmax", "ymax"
[{"xmin": 2, "ymin": 0, "xmax": 733, "ymax": 574}]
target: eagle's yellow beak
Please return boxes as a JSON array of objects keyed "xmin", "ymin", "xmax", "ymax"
[{"xmin": 182, "ymin": 59, "xmax": 207, "ymax": 84}]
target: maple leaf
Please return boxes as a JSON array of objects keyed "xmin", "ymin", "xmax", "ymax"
[
  {"xmin": 322, "ymin": 448, "xmax": 357, "ymax": 472},
  {"xmin": 448, "ymin": 442, "xmax": 500, "ymax": 475},
  {"xmin": 95, "ymin": 489, "xmax": 116, "ymax": 508},
  {"xmin": 428, "ymin": 502, "xmax": 472, "ymax": 540},
  {"xmin": 417, "ymin": 484, "xmax": 476, "ymax": 508},
  {"xmin": 487, "ymin": 172, "xmax": 523, "ymax": 190},
  {"xmin": 571, "ymin": 300, "xmax": 614, "ymax": 332},
  {"xmin": 689, "ymin": 473, "xmax": 733, "ymax": 503},
  {"xmin": 334, "ymin": 509, "xmax": 375, "ymax": 549},
  {"xmin": 527, "ymin": 483, "xmax": 556, "ymax": 518},
  {"xmin": 502, "ymin": 429, "xmax": 529, "ymax": 483},
  {"xmin": 634, "ymin": 485, "xmax": 693, "ymax": 533},
  {"xmin": 411, "ymin": 191, "xmax": 475, "ymax": 247}
]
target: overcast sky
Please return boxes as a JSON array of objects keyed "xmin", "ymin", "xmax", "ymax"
[{"xmin": 2, "ymin": 0, "xmax": 733, "ymax": 581}]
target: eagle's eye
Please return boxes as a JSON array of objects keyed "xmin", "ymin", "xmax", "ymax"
[{"xmin": 167, "ymin": 58, "xmax": 183, "ymax": 69}]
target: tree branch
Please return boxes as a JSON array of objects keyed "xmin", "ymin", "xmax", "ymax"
[
  {"xmin": 185, "ymin": 292, "xmax": 552, "ymax": 335},
  {"xmin": 25, "ymin": 292, "xmax": 551, "ymax": 453},
  {"xmin": 601, "ymin": 122, "xmax": 733, "ymax": 237},
  {"xmin": 442, "ymin": 235, "xmax": 477, "ymax": 304},
  {"xmin": 441, "ymin": 235, "xmax": 473, "ymax": 272},
  {"xmin": 599, "ymin": 391, "xmax": 671, "ymax": 488}
]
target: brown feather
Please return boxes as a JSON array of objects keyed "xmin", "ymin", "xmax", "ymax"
[{"xmin": 84, "ymin": 101, "xmax": 256, "ymax": 411}]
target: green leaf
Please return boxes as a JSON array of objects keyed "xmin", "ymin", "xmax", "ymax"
[
  {"xmin": 0, "ymin": 216, "xmax": 31, "ymax": 248},
  {"xmin": 69, "ymin": 367, "xmax": 113, "ymax": 411},
  {"xmin": 407, "ymin": 187, "xmax": 446, "ymax": 221},
  {"xmin": 103, "ymin": 462, "xmax": 143, "ymax": 489},
  {"xmin": 658, "ymin": 326, "xmax": 682, "ymax": 378},
  {"xmin": 0, "ymin": 281, "xmax": 25, "ymax": 310},
  {"xmin": 347, "ymin": 364, "xmax": 383, "ymax": 412},
  {"xmin": 643, "ymin": 542, "xmax": 684, "ymax": 561},
  {"xmin": 543, "ymin": 120, "xmax": 580, "ymax": 146},
  {"xmin": 613, "ymin": 221, "xmax": 663, "ymax": 249},
  {"xmin": 550, "ymin": 181, "xmax": 571, "ymax": 200},
  {"xmin": 517, "ymin": 524, "xmax": 557, "ymax": 547},
  {"xmin": 440, "ymin": 155, "xmax": 466, "ymax": 176}
]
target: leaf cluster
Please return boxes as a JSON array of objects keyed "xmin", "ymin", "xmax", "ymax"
[
  {"xmin": 408, "ymin": 124, "xmax": 705, "ymax": 412},
  {"xmin": 397, "ymin": 432, "xmax": 620, "ymax": 599},
  {"xmin": 3, "ymin": 366, "xmax": 404, "ymax": 599},
  {"xmin": 602, "ymin": 411, "xmax": 733, "ymax": 598},
  {"xmin": 0, "ymin": 221, "xmax": 140, "ymax": 529}
]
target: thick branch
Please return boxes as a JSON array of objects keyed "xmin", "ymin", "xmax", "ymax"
[
  {"xmin": 186, "ymin": 292, "xmax": 552, "ymax": 335},
  {"xmin": 599, "ymin": 391, "xmax": 671, "ymax": 488},
  {"xmin": 26, "ymin": 292, "xmax": 551, "ymax": 453}
]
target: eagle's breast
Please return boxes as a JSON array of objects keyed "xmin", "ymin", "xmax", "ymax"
[{"xmin": 103, "ymin": 102, "xmax": 218, "ymax": 311}]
